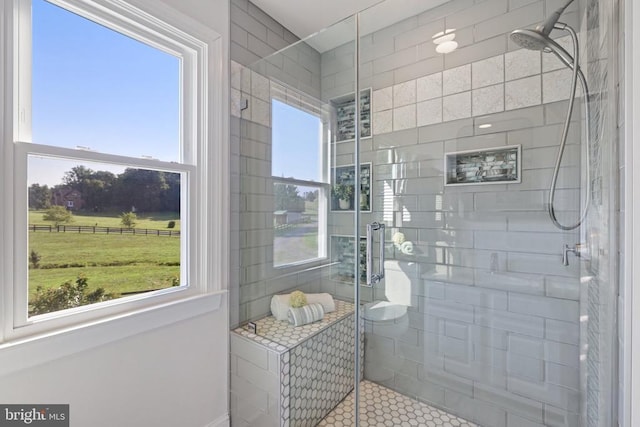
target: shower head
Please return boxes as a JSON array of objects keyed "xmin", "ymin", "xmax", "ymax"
[
  {"xmin": 510, "ymin": 0, "xmax": 575, "ymax": 54},
  {"xmin": 510, "ymin": 28, "xmax": 553, "ymax": 51},
  {"xmin": 510, "ymin": 28, "xmax": 575, "ymax": 68}
]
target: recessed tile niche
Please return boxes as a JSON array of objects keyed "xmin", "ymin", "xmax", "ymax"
[
  {"xmin": 331, "ymin": 89, "xmax": 371, "ymax": 142},
  {"xmin": 445, "ymin": 145, "xmax": 521, "ymax": 186}
]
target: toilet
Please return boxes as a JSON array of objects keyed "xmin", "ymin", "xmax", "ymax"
[{"xmin": 362, "ymin": 261, "xmax": 413, "ymax": 382}]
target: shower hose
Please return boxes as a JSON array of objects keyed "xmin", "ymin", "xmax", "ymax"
[{"xmin": 548, "ymin": 23, "xmax": 591, "ymax": 231}]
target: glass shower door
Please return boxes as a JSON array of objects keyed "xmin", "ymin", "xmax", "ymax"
[{"xmin": 351, "ymin": 0, "xmax": 617, "ymax": 426}]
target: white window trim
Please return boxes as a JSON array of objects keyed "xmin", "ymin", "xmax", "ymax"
[{"xmin": 0, "ymin": 0, "xmax": 229, "ymax": 367}]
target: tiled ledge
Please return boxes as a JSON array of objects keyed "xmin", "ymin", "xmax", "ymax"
[{"xmin": 232, "ymin": 299, "xmax": 355, "ymax": 351}]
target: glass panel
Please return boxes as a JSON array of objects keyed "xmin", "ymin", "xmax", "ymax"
[
  {"xmin": 31, "ymin": 0, "xmax": 180, "ymax": 161},
  {"xmin": 27, "ymin": 155, "xmax": 182, "ymax": 317},
  {"xmin": 331, "ymin": 163, "xmax": 371, "ymax": 211},
  {"xmin": 330, "ymin": 235, "xmax": 366, "ymax": 284},
  {"xmin": 271, "ymin": 99, "xmax": 323, "ymax": 182},
  {"xmin": 331, "ymin": 89, "xmax": 371, "ymax": 142},
  {"xmin": 273, "ymin": 182, "xmax": 322, "ymax": 266},
  {"xmin": 230, "ymin": 12, "xmax": 358, "ymax": 427}
]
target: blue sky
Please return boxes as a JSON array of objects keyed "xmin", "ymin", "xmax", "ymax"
[
  {"xmin": 29, "ymin": 0, "xmax": 179, "ymax": 186},
  {"xmin": 29, "ymin": 0, "xmax": 321, "ymax": 188},
  {"xmin": 271, "ymin": 99, "xmax": 322, "ymax": 182}
]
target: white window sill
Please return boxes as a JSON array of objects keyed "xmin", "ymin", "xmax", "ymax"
[{"xmin": 0, "ymin": 290, "xmax": 226, "ymax": 377}]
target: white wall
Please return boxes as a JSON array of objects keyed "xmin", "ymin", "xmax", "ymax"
[
  {"xmin": 0, "ymin": 1, "xmax": 231, "ymax": 426},
  {"xmin": 161, "ymin": 0, "xmax": 229, "ymax": 36},
  {"xmin": 0, "ymin": 297, "xmax": 229, "ymax": 427}
]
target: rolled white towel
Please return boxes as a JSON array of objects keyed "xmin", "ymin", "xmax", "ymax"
[
  {"xmin": 270, "ymin": 294, "xmax": 291, "ymax": 321},
  {"xmin": 399, "ymin": 241, "xmax": 414, "ymax": 255},
  {"xmin": 306, "ymin": 293, "xmax": 336, "ymax": 313},
  {"xmin": 270, "ymin": 292, "xmax": 336, "ymax": 321},
  {"xmin": 288, "ymin": 303, "xmax": 325, "ymax": 327}
]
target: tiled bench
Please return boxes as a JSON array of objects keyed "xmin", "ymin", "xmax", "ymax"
[{"xmin": 230, "ymin": 300, "xmax": 362, "ymax": 427}]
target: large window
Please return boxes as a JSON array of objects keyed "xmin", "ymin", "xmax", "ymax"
[
  {"xmin": 1, "ymin": 0, "xmax": 222, "ymax": 341},
  {"xmin": 271, "ymin": 99, "xmax": 327, "ymax": 267}
]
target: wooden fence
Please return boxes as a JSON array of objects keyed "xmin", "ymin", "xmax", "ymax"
[{"xmin": 29, "ymin": 224, "xmax": 180, "ymax": 237}]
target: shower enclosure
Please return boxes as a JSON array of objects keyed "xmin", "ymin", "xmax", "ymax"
[{"xmin": 230, "ymin": 0, "xmax": 619, "ymax": 425}]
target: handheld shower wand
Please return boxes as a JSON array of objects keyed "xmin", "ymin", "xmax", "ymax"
[{"xmin": 510, "ymin": 0, "xmax": 590, "ymax": 232}]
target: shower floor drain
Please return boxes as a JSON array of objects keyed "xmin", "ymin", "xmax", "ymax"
[{"xmin": 318, "ymin": 380, "xmax": 477, "ymax": 427}]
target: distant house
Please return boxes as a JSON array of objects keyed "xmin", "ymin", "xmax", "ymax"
[
  {"xmin": 274, "ymin": 210, "xmax": 303, "ymax": 226},
  {"xmin": 51, "ymin": 188, "xmax": 83, "ymax": 211}
]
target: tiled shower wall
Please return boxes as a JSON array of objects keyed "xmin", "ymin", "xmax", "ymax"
[
  {"xmin": 230, "ymin": 0, "xmax": 327, "ymax": 326},
  {"xmin": 319, "ymin": 1, "xmax": 589, "ymax": 426}
]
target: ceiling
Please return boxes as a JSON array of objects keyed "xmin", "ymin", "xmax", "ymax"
[{"xmin": 251, "ymin": 0, "xmax": 450, "ymax": 52}]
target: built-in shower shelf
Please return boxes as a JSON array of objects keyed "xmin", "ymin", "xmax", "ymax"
[
  {"xmin": 330, "ymin": 88, "xmax": 371, "ymax": 142},
  {"xmin": 444, "ymin": 145, "xmax": 521, "ymax": 186}
]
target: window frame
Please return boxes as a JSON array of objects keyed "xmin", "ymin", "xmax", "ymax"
[
  {"xmin": 0, "ymin": 0, "xmax": 228, "ymax": 344},
  {"xmin": 270, "ymin": 94, "xmax": 329, "ymax": 269}
]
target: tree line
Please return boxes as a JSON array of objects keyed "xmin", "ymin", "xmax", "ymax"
[
  {"xmin": 274, "ymin": 184, "xmax": 318, "ymax": 212},
  {"xmin": 29, "ymin": 166, "xmax": 180, "ymax": 213}
]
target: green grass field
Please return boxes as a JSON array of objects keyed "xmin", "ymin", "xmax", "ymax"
[
  {"xmin": 29, "ymin": 265, "xmax": 179, "ymax": 298},
  {"xmin": 28, "ymin": 210, "xmax": 180, "ymax": 300},
  {"xmin": 29, "ymin": 210, "xmax": 181, "ymax": 230}
]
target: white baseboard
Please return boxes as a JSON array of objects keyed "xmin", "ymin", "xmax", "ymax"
[{"xmin": 205, "ymin": 413, "xmax": 229, "ymax": 427}]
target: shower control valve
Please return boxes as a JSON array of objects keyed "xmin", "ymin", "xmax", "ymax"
[{"xmin": 562, "ymin": 243, "xmax": 583, "ymax": 266}]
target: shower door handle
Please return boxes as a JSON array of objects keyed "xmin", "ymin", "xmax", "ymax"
[{"xmin": 365, "ymin": 222, "xmax": 385, "ymax": 286}]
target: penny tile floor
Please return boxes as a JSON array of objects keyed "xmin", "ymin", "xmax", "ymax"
[{"xmin": 318, "ymin": 380, "xmax": 478, "ymax": 427}]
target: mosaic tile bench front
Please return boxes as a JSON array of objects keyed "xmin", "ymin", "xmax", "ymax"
[{"xmin": 230, "ymin": 300, "xmax": 363, "ymax": 427}]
